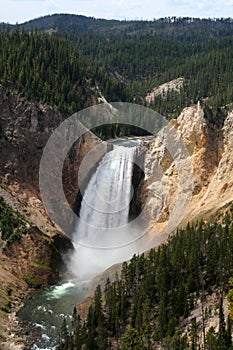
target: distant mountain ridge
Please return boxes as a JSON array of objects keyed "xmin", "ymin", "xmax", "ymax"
[{"xmin": 1, "ymin": 14, "xmax": 233, "ymax": 36}]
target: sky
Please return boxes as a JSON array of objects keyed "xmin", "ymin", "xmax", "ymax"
[{"xmin": 0, "ymin": 0, "xmax": 233, "ymax": 24}]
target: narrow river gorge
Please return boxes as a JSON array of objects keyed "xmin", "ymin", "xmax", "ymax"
[{"xmin": 18, "ymin": 138, "xmax": 143, "ymax": 349}]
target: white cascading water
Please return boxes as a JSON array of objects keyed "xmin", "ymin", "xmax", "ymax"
[{"xmin": 69, "ymin": 144, "xmax": 137, "ymax": 278}]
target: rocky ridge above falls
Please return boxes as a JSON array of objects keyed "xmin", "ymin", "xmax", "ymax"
[{"xmin": 142, "ymin": 103, "xmax": 233, "ymax": 238}]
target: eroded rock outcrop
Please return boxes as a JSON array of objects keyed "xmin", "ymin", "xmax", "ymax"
[
  {"xmin": 142, "ymin": 103, "xmax": 233, "ymax": 235},
  {"xmin": 0, "ymin": 84, "xmax": 106, "ymax": 233}
]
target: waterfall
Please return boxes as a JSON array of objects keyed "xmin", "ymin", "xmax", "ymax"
[
  {"xmin": 69, "ymin": 143, "xmax": 137, "ymax": 278},
  {"xmin": 76, "ymin": 146, "xmax": 136, "ymax": 242}
]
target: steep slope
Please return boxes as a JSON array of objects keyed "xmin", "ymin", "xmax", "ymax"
[
  {"xmin": 0, "ymin": 28, "xmax": 131, "ymax": 118},
  {"xmin": 143, "ymin": 103, "xmax": 233, "ymax": 239},
  {"xmin": 0, "ymin": 192, "xmax": 73, "ymax": 348},
  {"xmin": 3, "ymin": 16, "xmax": 233, "ymax": 119},
  {"xmin": 0, "ymin": 84, "xmax": 108, "ymax": 231},
  {"xmin": 0, "ymin": 84, "xmax": 109, "ymax": 347},
  {"xmin": 58, "ymin": 208, "xmax": 233, "ymax": 350}
]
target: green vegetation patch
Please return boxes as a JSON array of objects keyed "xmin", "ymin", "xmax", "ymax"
[
  {"xmin": 32, "ymin": 260, "xmax": 51, "ymax": 271},
  {"xmin": 1, "ymin": 303, "xmax": 11, "ymax": 313},
  {"xmin": 23, "ymin": 274, "xmax": 43, "ymax": 288},
  {"xmin": 0, "ymin": 196, "xmax": 29, "ymax": 244}
]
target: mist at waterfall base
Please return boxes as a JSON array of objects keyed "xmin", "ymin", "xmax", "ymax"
[{"xmin": 68, "ymin": 139, "xmax": 145, "ymax": 279}]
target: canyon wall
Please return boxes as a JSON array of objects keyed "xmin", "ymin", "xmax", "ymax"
[
  {"xmin": 0, "ymin": 85, "xmax": 107, "ymax": 345},
  {"xmin": 0, "ymin": 85, "xmax": 107, "ymax": 233},
  {"xmin": 142, "ymin": 103, "xmax": 233, "ymax": 238},
  {"xmin": 1, "ymin": 84, "xmax": 233, "ymax": 346}
]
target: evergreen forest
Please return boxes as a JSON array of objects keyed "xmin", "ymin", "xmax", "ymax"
[
  {"xmin": 58, "ymin": 206, "xmax": 233, "ymax": 349},
  {"xmin": 0, "ymin": 15, "xmax": 233, "ymax": 127}
]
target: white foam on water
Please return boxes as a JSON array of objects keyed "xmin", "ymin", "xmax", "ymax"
[
  {"xmin": 33, "ymin": 323, "xmax": 45, "ymax": 330},
  {"xmin": 41, "ymin": 334, "xmax": 50, "ymax": 341},
  {"xmin": 31, "ymin": 346, "xmax": 56, "ymax": 350},
  {"xmin": 45, "ymin": 281, "xmax": 75, "ymax": 300},
  {"xmin": 31, "ymin": 347, "xmax": 56, "ymax": 350}
]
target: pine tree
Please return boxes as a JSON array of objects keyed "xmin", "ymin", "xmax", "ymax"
[
  {"xmin": 218, "ymin": 297, "xmax": 228, "ymax": 349},
  {"xmin": 119, "ymin": 328, "xmax": 145, "ymax": 350},
  {"xmin": 59, "ymin": 318, "xmax": 69, "ymax": 350},
  {"xmin": 204, "ymin": 327, "xmax": 218, "ymax": 350}
]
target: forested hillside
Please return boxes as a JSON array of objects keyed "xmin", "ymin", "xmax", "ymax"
[
  {"xmin": 4, "ymin": 15, "xmax": 233, "ymax": 121},
  {"xmin": 58, "ymin": 206, "xmax": 233, "ymax": 349},
  {"xmin": 0, "ymin": 27, "xmax": 131, "ymax": 116},
  {"xmin": 1, "ymin": 16, "xmax": 233, "ymax": 124},
  {"xmin": 69, "ymin": 19, "xmax": 233, "ymax": 118}
]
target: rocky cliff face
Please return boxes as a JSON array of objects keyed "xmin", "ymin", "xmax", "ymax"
[
  {"xmin": 0, "ymin": 187, "xmax": 73, "ymax": 347},
  {"xmin": 75, "ymin": 108, "xmax": 233, "ymax": 342},
  {"xmin": 0, "ymin": 84, "xmax": 106, "ymax": 233},
  {"xmin": 0, "ymin": 85, "xmax": 107, "ymax": 346},
  {"xmin": 142, "ymin": 103, "xmax": 233, "ymax": 237}
]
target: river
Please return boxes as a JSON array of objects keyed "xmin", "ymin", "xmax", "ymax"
[
  {"xmin": 18, "ymin": 138, "xmax": 141, "ymax": 349},
  {"xmin": 18, "ymin": 277, "xmax": 90, "ymax": 349}
]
